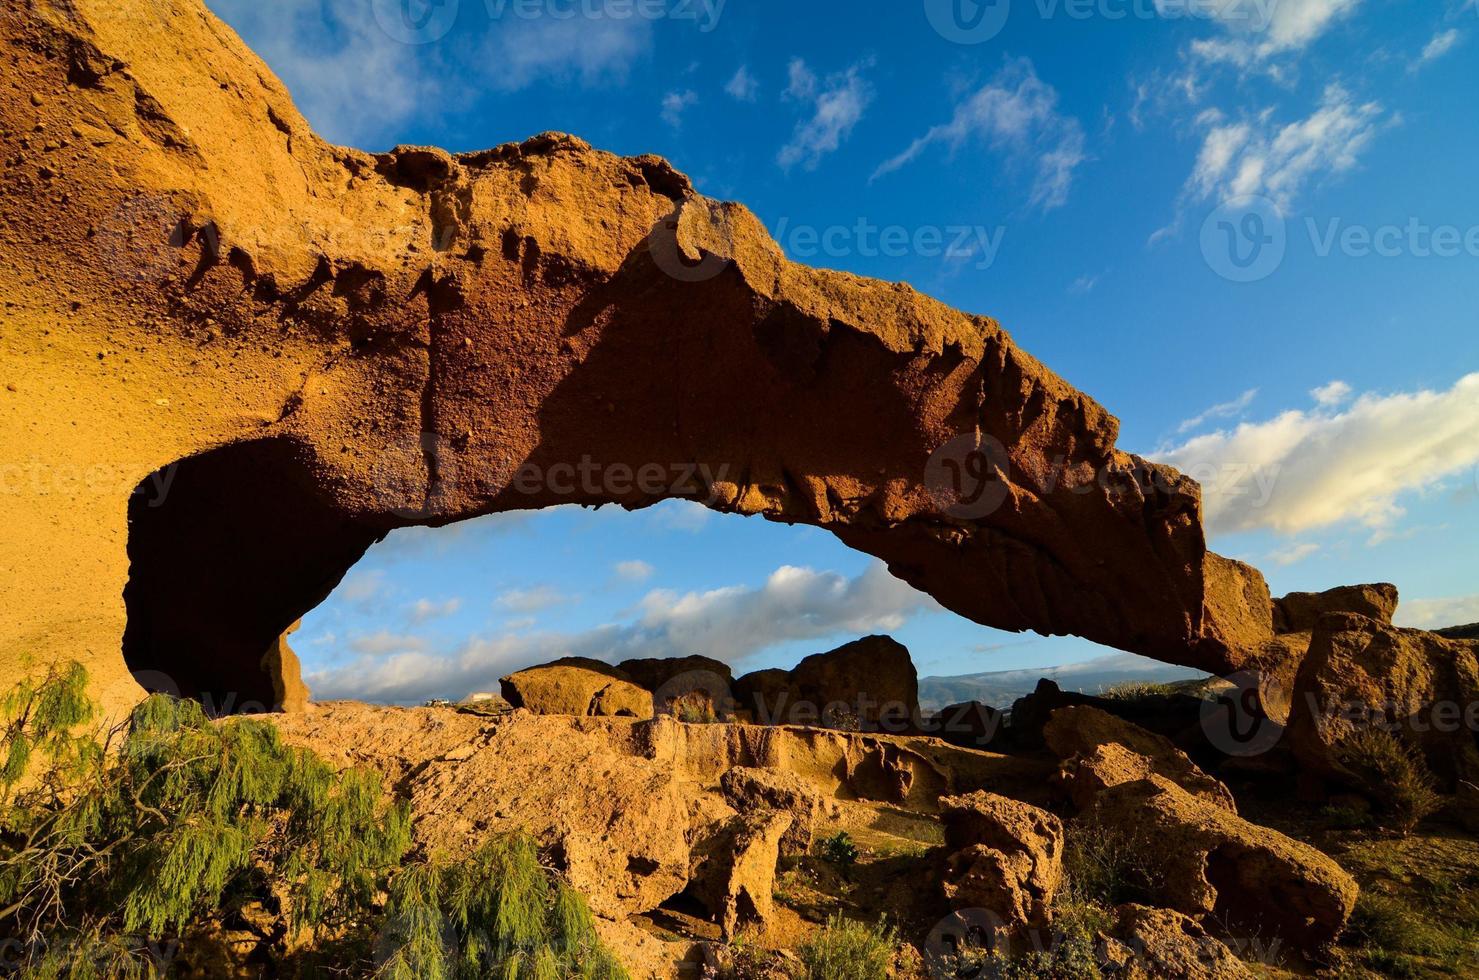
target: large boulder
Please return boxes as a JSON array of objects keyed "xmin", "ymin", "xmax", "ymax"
[
  {"xmin": 1287, "ymin": 613, "xmax": 1479, "ymax": 789},
  {"xmin": 615, "ymin": 655, "xmax": 734, "ymax": 693},
  {"xmin": 1273, "ymin": 584, "xmax": 1399, "ymax": 634},
  {"xmin": 1087, "ymin": 775, "xmax": 1358, "ymax": 952},
  {"xmin": 719, "ymin": 766, "xmax": 826, "ymax": 858},
  {"xmin": 1044, "ymin": 706, "xmax": 1235, "ymax": 812},
  {"xmin": 787, "ymin": 635, "xmax": 920, "ymax": 732},
  {"xmin": 925, "ymin": 701, "xmax": 1003, "ymax": 749},
  {"xmin": 500, "ymin": 659, "xmax": 654, "ymax": 719},
  {"xmin": 938, "ymin": 791, "xmax": 1063, "ymax": 929},
  {"xmin": 732, "ymin": 669, "xmax": 792, "ymax": 723}
]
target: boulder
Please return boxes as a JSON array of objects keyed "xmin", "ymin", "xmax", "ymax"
[
  {"xmin": 1087, "ymin": 775, "xmax": 1358, "ymax": 951},
  {"xmin": 938, "ymin": 791, "xmax": 1063, "ymax": 928},
  {"xmin": 615, "ymin": 656, "xmax": 734, "ymax": 692},
  {"xmin": 733, "ymin": 669, "xmax": 792, "ymax": 723},
  {"xmin": 719, "ymin": 766, "xmax": 826, "ymax": 858},
  {"xmin": 260, "ymin": 621, "xmax": 310, "ymax": 714},
  {"xmin": 787, "ymin": 635, "xmax": 920, "ymax": 732},
  {"xmin": 686, "ymin": 811, "xmax": 793, "ymax": 938},
  {"xmin": 1273, "ymin": 584, "xmax": 1399, "ymax": 634},
  {"xmin": 500, "ymin": 659, "xmax": 654, "ymax": 719},
  {"xmin": 1287, "ymin": 613, "xmax": 1479, "ymax": 789},
  {"xmin": 926, "ymin": 701, "xmax": 1004, "ymax": 749},
  {"xmin": 1437, "ymin": 623, "xmax": 1479, "ymax": 641},
  {"xmin": 1107, "ymin": 904, "xmax": 1256, "ymax": 980},
  {"xmin": 1044, "ymin": 706, "xmax": 1235, "ymax": 812}
]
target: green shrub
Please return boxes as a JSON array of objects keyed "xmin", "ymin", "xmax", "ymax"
[
  {"xmin": 1346, "ymin": 892, "xmax": 1451, "ymax": 959},
  {"xmin": 1336, "ymin": 729, "xmax": 1443, "ymax": 835},
  {"xmin": 971, "ymin": 899, "xmax": 1108, "ymax": 980},
  {"xmin": 0, "ymin": 663, "xmax": 627, "ymax": 979},
  {"xmin": 1062, "ymin": 816, "xmax": 1164, "ymax": 908},
  {"xmin": 818, "ymin": 832, "xmax": 858, "ymax": 867},
  {"xmin": 1099, "ymin": 681, "xmax": 1175, "ymax": 702},
  {"xmin": 798, "ymin": 915, "xmax": 895, "ymax": 980}
]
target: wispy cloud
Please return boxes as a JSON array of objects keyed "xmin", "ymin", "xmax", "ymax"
[
  {"xmin": 1182, "ymin": 0, "xmax": 1363, "ymax": 67},
  {"xmin": 777, "ymin": 58, "xmax": 873, "ymax": 171},
  {"xmin": 874, "ymin": 58, "xmax": 1087, "ymax": 212},
  {"xmin": 725, "ymin": 65, "xmax": 759, "ymax": 101},
  {"xmin": 309, "ymin": 562, "xmax": 939, "ymax": 703},
  {"xmin": 485, "ymin": 14, "xmax": 652, "ymax": 91},
  {"xmin": 495, "ymin": 586, "xmax": 573, "ymax": 614},
  {"xmin": 1266, "ymin": 542, "xmax": 1321, "ymax": 566},
  {"xmin": 1410, "ymin": 29, "xmax": 1463, "ymax": 71},
  {"xmin": 1069, "ymin": 273, "xmax": 1103, "ymax": 294},
  {"xmin": 409, "ymin": 597, "xmax": 463, "ymax": 624},
  {"xmin": 1176, "ymin": 388, "xmax": 1258, "ymax": 434},
  {"xmin": 339, "ymin": 569, "xmax": 387, "ymax": 604},
  {"xmin": 1154, "ymin": 373, "xmax": 1479, "ymax": 538},
  {"xmin": 614, "ymin": 560, "xmax": 656, "ymax": 583},
  {"xmin": 1310, "ymin": 380, "xmax": 1353, "ymax": 407},
  {"xmin": 661, "ymin": 89, "xmax": 699, "ymax": 128}
]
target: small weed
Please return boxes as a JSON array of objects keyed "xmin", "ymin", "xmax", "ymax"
[
  {"xmin": 798, "ymin": 915, "xmax": 895, "ymax": 980},
  {"xmin": 818, "ymin": 831, "xmax": 859, "ymax": 867}
]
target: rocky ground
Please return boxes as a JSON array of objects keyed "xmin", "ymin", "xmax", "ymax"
[{"xmin": 264, "ymin": 615, "xmax": 1479, "ymax": 979}]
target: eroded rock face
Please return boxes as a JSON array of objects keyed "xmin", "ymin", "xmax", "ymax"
[
  {"xmin": 261, "ymin": 621, "xmax": 310, "ymax": 714},
  {"xmin": 1287, "ymin": 613, "xmax": 1479, "ymax": 790},
  {"xmin": 719, "ymin": 766, "xmax": 827, "ymax": 858},
  {"xmin": 686, "ymin": 810, "xmax": 793, "ymax": 938},
  {"xmin": 1106, "ymin": 905, "xmax": 1256, "ymax": 980},
  {"xmin": 0, "ymin": 0, "xmax": 1278, "ymax": 714},
  {"xmin": 1273, "ymin": 584, "xmax": 1399, "ymax": 634},
  {"xmin": 1087, "ymin": 776, "xmax": 1358, "ymax": 952},
  {"xmin": 938, "ymin": 791, "xmax": 1063, "ymax": 929},
  {"xmin": 1044, "ymin": 706, "xmax": 1235, "ymax": 812},
  {"xmin": 786, "ymin": 635, "xmax": 920, "ymax": 730}
]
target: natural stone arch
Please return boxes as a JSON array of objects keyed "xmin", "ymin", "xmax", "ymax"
[{"xmin": 2, "ymin": 0, "xmax": 1274, "ymax": 716}]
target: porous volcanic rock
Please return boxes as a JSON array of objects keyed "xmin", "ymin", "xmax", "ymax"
[
  {"xmin": 1286, "ymin": 613, "xmax": 1479, "ymax": 790},
  {"xmin": 1273, "ymin": 584, "xmax": 1399, "ymax": 634},
  {"xmin": 1106, "ymin": 904, "xmax": 1256, "ymax": 980},
  {"xmin": 786, "ymin": 635, "xmax": 920, "ymax": 731},
  {"xmin": 719, "ymin": 766, "xmax": 827, "ymax": 858},
  {"xmin": 615, "ymin": 655, "xmax": 735, "ymax": 693},
  {"xmin": 938, "ymin": 791, "xmax": 1063, "ymax": 928},
  {"xmin": 1087, "ymin": 775, "xmax": 1358, "ymax": 952},
  {"xmin": 500, "ymin": 659, "xmax": 654, "ymax": 719},
  {"xmin": 1, "ymin": 0, "xmax": 1280, "ymax": 717},
  {"xmin": 1044, "ymin": 706, "xmax": 1235, "ymax": 812},
  {"xmin": 686, "ymin": 810, "xmax": 793, "ymax": 938},
  {"xmin": 261, "ymin": 621, "xmax": 310, "ymax": 714}
]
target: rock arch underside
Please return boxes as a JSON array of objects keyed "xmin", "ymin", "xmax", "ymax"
[{"xmin": 0, "ymin": 0, "xmax": 1281, "ymax": 717}]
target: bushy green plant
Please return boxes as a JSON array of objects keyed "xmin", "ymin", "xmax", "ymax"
[
  {"xmin": 0, "ymin": 663, "xmax": 627, "ymax": 979},
  {"xmin": 797, "ymin": 914, "xmax": 894, "ymax": 980},
  {"xmin": 1336, "ymin": 729, "xmax": 1443, "ymax": 835},
  {"xmin": 1062, "ymin": 816, "xmax": 1164, "ymax": 908},
  {"xmin": 817, "ymin": 832, "xmax": 858, "ymax": 867},
  {"xmin": 375, "ymin": 833, "xmax": 627, "ymax": 980}
]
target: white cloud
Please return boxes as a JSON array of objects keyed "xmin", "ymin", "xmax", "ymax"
[
  {"xmin": 1184, "ymin": 84, "xmax": 1384, "ymax": 213},
  {"xmin": 661, "ymin": 89, "xmax": 699, "ymax": 128},
  {"xmin": 207, "ymin": 0, "xmax": 439, "ymax": 147},
  {"xmin": 614, "ymin": 560, "xmax": 656, "ymax": 582},
  {"xmin": 339, "ymin": 569, "xmax": 387, "ymax": 604},
  {"xmin": 486, "ymin": 15, "xmax": 652, "ymax": 91},
  {"xmin": 1411, "ymin": 29, "xmax": 1462, "ymax": 71},
  {"xmin": 646, "ymin": 499, "xmax": 713, "ymax": 533},
  {"xmin": 308, "ymin": 562, "xmax": 939, "ymax": 703},
  {"xmin": 874, "ymin": 58, "xmax": 1087, "ymax": 212},
  {"xmin": 777, "ymin": 59, "xmax": 873, "ymax": 171},
  {"xmin": 409, "ymin": 597, "xmax": 463, "ymax": 624},
  {"xmin": 1154, "ymin": 373, "xmax": 1479, "ymax": 538},
  {"xmin": 1266, "ymin": 542, "xmax": 1321, "ymax": 566},
  {"xmin": 495, "ymin": 585, "xmax": 573, "ymax": 614},
  {"xmin": 1070, "ymin": 273, "xmax": 1102, "ymax": 294},
  {"xmin": 1176, "ymin": 388, "xmax": 1258, "ymax": 434},
  {"xmin": 725, "ymin": 65, "xmax": 759, "ymax": 102},
  {"xmin": 1310, "ymin": 380, "xmax": 1353, "ymax": 407},
  {"xmin": 1179, "ymin": 0, "xmax": 1362, "ymax": 67},
  {"xmin": 1396, "ymin": 594, "xmax": 1479, "ymax": 630}
]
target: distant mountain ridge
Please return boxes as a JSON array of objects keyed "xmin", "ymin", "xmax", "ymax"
[{"xmin": 918, "ymin": 653, "xmax": 1206, "ymax": 712}]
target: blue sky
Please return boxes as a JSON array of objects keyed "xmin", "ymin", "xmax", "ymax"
[{"xmin": 207, "ymin": 0, "xmax": 1479, "ymax": 703}]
